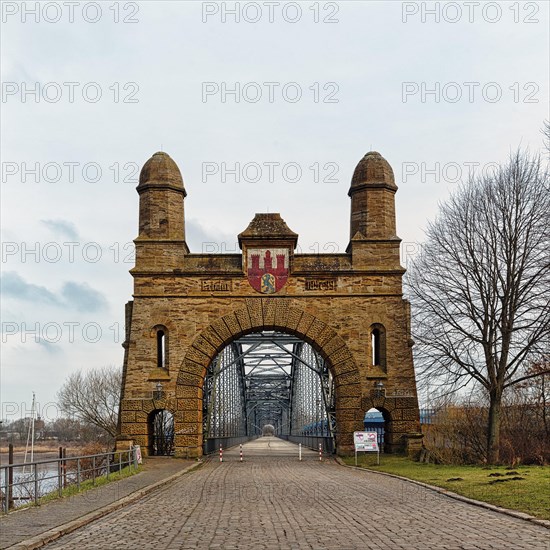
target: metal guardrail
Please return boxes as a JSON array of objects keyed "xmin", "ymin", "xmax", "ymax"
[{"xmin": 0, "ymin": 447, "xmax": 138, "ymax": 513}]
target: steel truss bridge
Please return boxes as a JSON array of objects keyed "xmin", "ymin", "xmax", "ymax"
[{"xmin": 202, "ymin": 331, "xmax": 336, "ymax": 454}]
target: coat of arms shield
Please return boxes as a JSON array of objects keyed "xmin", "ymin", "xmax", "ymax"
[{"xmin": 246, "ymin": 248, "xmax": 289, "ymax": 294}]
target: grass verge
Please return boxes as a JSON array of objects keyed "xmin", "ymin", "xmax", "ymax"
[
  {"xmin": 341, "ymin": 454, "xmax": 550, "ymax": 521},
  {"xmin": 40, "ymin": 464, "xmax": 142, "ymax": 504},
  {"xmin": 8, "ymin": 464, "xmax": 142, "ymax": 512}
]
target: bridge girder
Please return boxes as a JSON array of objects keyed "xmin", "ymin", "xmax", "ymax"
[{"xmin": 203, "ymin": 332, "xmax": 335, "ymax": 445}]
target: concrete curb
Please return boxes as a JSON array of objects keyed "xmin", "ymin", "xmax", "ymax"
[
  {"xmin": 335, "ymin": 457, "xmax": 550, "ymax": 530},
  {"xmin": 6, "ymin": 461, "xmax": 204, "ymax": 550}
]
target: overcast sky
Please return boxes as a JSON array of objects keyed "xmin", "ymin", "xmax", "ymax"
[{"xmin": 1, "ymin": 1, "xmax": 548, "ymax": 419}]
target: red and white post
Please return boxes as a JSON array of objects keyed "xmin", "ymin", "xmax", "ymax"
[
  {"xmin": 240, "ymin": 444, "xmax": 243, "ymax": 462},
  {"xmin": 219, "ymin": 444, "xmax": 223, "ymax": 463},
  {"xmin": 319, "ymin": 443, "xmax": 322, "ymax": 462}
]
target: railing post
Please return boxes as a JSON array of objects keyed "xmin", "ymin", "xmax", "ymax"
[
  {"xmin": 8, "ymin": 444, "xmax": 14, "ymax": 511},
  {"xmin": 3, "ymin": 467, "xmax": 8, "ymax": 513},
  {"xmin": 62, "ymin": 447, "xmax": 67, "ymax": 489},
  {"xmin": 92, "ymin": 455, "xmax": 96, "ymax": 485},
  {"xmin": 106, "ymin": 453, "xmax": 110, "ymax": 480},
  {"xmin": 77, "ymin": 458, "xmax": 81, "ymax": 491},
  {"xmin": 34, "ymin": 463, "xmax": 39, "ymax": 505},
  {"xmin": 58, "ymin": 459, "xmax": 62, "ymax": 497},
  {"xmin": 119, "ymin": 451, "xmax": 122, "ymax": 473}
]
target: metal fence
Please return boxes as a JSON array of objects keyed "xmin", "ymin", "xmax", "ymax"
[{"xmin": 1, "ymin": 448, "xmax": 138, "ymax": 513}]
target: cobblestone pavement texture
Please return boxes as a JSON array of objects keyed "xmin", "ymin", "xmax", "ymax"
[
  {"xmin": 0, "ymin": 457, "xmax": 193, "ymax": 549},
  {"xmin": 37, "ymin": 438, "xmax": 549, "ymax": 550}
]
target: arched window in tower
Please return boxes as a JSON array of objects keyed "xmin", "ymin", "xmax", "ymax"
[
  {"xmin": 372, "ymin": 328, "xmax": 381, "ymax": 366},
  {"xmin": 370, "ymin": 324, "xmax": 387, "ymax": 371},
  {"xmin": 157, "ymin": 329, "xmax": 166, "ymax": 369}
]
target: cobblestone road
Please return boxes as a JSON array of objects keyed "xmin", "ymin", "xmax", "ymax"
[
  {"xmin": 44, "ymin": 438, "xmax": 549, "ymax": 550},
  {"xmin": 0, "ymin": 457, "xmax": 193, "ymax": 549}
]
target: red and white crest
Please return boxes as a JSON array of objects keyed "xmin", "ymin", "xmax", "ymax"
[{"xmin": 246, "ymin": 248, "xmax": 289, "ymax": 294}]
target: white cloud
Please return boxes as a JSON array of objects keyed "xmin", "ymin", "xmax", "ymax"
[
  {"xmin": 2, "ymin": 271, "xmax": 61, "ymax": 306},
  {"xmin": 40, "ymin": 219, "xmax": 80, "ymax": 241}
]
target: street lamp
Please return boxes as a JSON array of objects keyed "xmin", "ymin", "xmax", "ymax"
[{"xmin": 374, "ymin": 380, "xmax": 385, "ymax": 397}]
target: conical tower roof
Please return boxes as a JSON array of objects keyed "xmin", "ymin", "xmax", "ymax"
[
  {"xmin": 138, "ymin": 151, "xmax": 186, "ymax": 195},
  {"xmin": 349, "ymin": 151, "xmax": 396, "ymax": 195}
]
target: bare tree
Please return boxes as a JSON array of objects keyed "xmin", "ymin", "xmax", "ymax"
[
  {"xmin": 46, "ymin": 417, "xmax": 111, "ymax": 444},
  {"xmin": 542, "ymin": 119, "xmax": 550, "ymax": 154},
  {"xmin": 407, "ymin": 149, "xmax": 550, "ymax": 463},
  {"xmin": 57, "ymin": 366, "xmax": 122, "ymax": 439},
  {"xmin": 514, "ymin": 353, "xmax": 550, "ymax": 442}
]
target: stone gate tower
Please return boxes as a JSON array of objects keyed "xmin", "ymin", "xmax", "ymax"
[{"xmin": 117, "ymin": 151, "xmax": 422, "ymax": 457}]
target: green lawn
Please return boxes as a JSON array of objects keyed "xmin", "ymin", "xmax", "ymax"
[
  {"xmin": 8, "ymin": 464, "xmax": 143, "ymax": 512},
  {"xmin": 40, "ymin": 463, "xmax": 142, "ymax": 504},
  {"xmin": 341, "ymin": 455, "xmax": 550, "ymax": 521}
]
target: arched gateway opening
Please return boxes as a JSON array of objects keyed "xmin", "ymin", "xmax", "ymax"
[
  {"xmin": 202, "ymin": 331, "xmax": 336, "ymax": 455},
  {"xmin": 116, "ymin": 150, "xmax": 422, "ymax": 458},
  {"xmin": 174, "ymin": 300, "xmax": 364, "ymax": 457}
]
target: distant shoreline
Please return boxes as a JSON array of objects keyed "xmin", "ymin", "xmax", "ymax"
[{"xmin": 0, "ymin": 445, "xmax": 94, "ymax": 465}]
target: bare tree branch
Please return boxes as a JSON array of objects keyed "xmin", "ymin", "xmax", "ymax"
[
  {"xmin": 56, "ymin": 365, "xmax": 122, "ymax": 438},
  {"xmin": 406, "ymin": 148, "xmax": 550, "ymax": 463}
]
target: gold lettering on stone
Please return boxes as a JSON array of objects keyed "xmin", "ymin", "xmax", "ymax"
[
  {"xmin": 201, "ymin": 280, "xmax": 232, "ymax": 292},
  {"xmin": 304, "ymin": 279, "xmax": 336, "ymax": 291}
]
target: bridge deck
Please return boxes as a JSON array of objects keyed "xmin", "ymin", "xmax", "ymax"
[
  {"xmin": 222, "ymin": 437, "xmax": 319, "ymax": 459},
  {"xmin": 3, "ymin": 438, "xmax": 548, "ymax": 549}
]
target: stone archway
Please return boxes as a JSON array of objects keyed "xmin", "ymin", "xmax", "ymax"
[
  {"xmin": 117, "ymin": 151, "xmax": 422, "ymax": 459},
  {"xmin": 174, "ymin": 298, "xmax": 364, "ymax": 457}
]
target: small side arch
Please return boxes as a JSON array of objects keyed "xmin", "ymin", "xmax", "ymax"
[
  {"xmin": 147, "ymin": 408, "xmax": 175, "ymax": 456},
  {"xmin": 364, "ymin": 406, "xmax": 391, "ymax": 453}
]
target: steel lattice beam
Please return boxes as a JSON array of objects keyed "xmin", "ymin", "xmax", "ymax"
[{"xmin": 203, "ymin": 332, "xmax": 336, "ymax": 445}]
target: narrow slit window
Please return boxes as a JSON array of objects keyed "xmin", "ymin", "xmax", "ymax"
[
  {"xmin": 372, "ymin": 328, "xmax": 381, "ymax": 366},
  {"xmin": 157, "ymin": 330, "xmax": 166, "ymax": 369}
]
